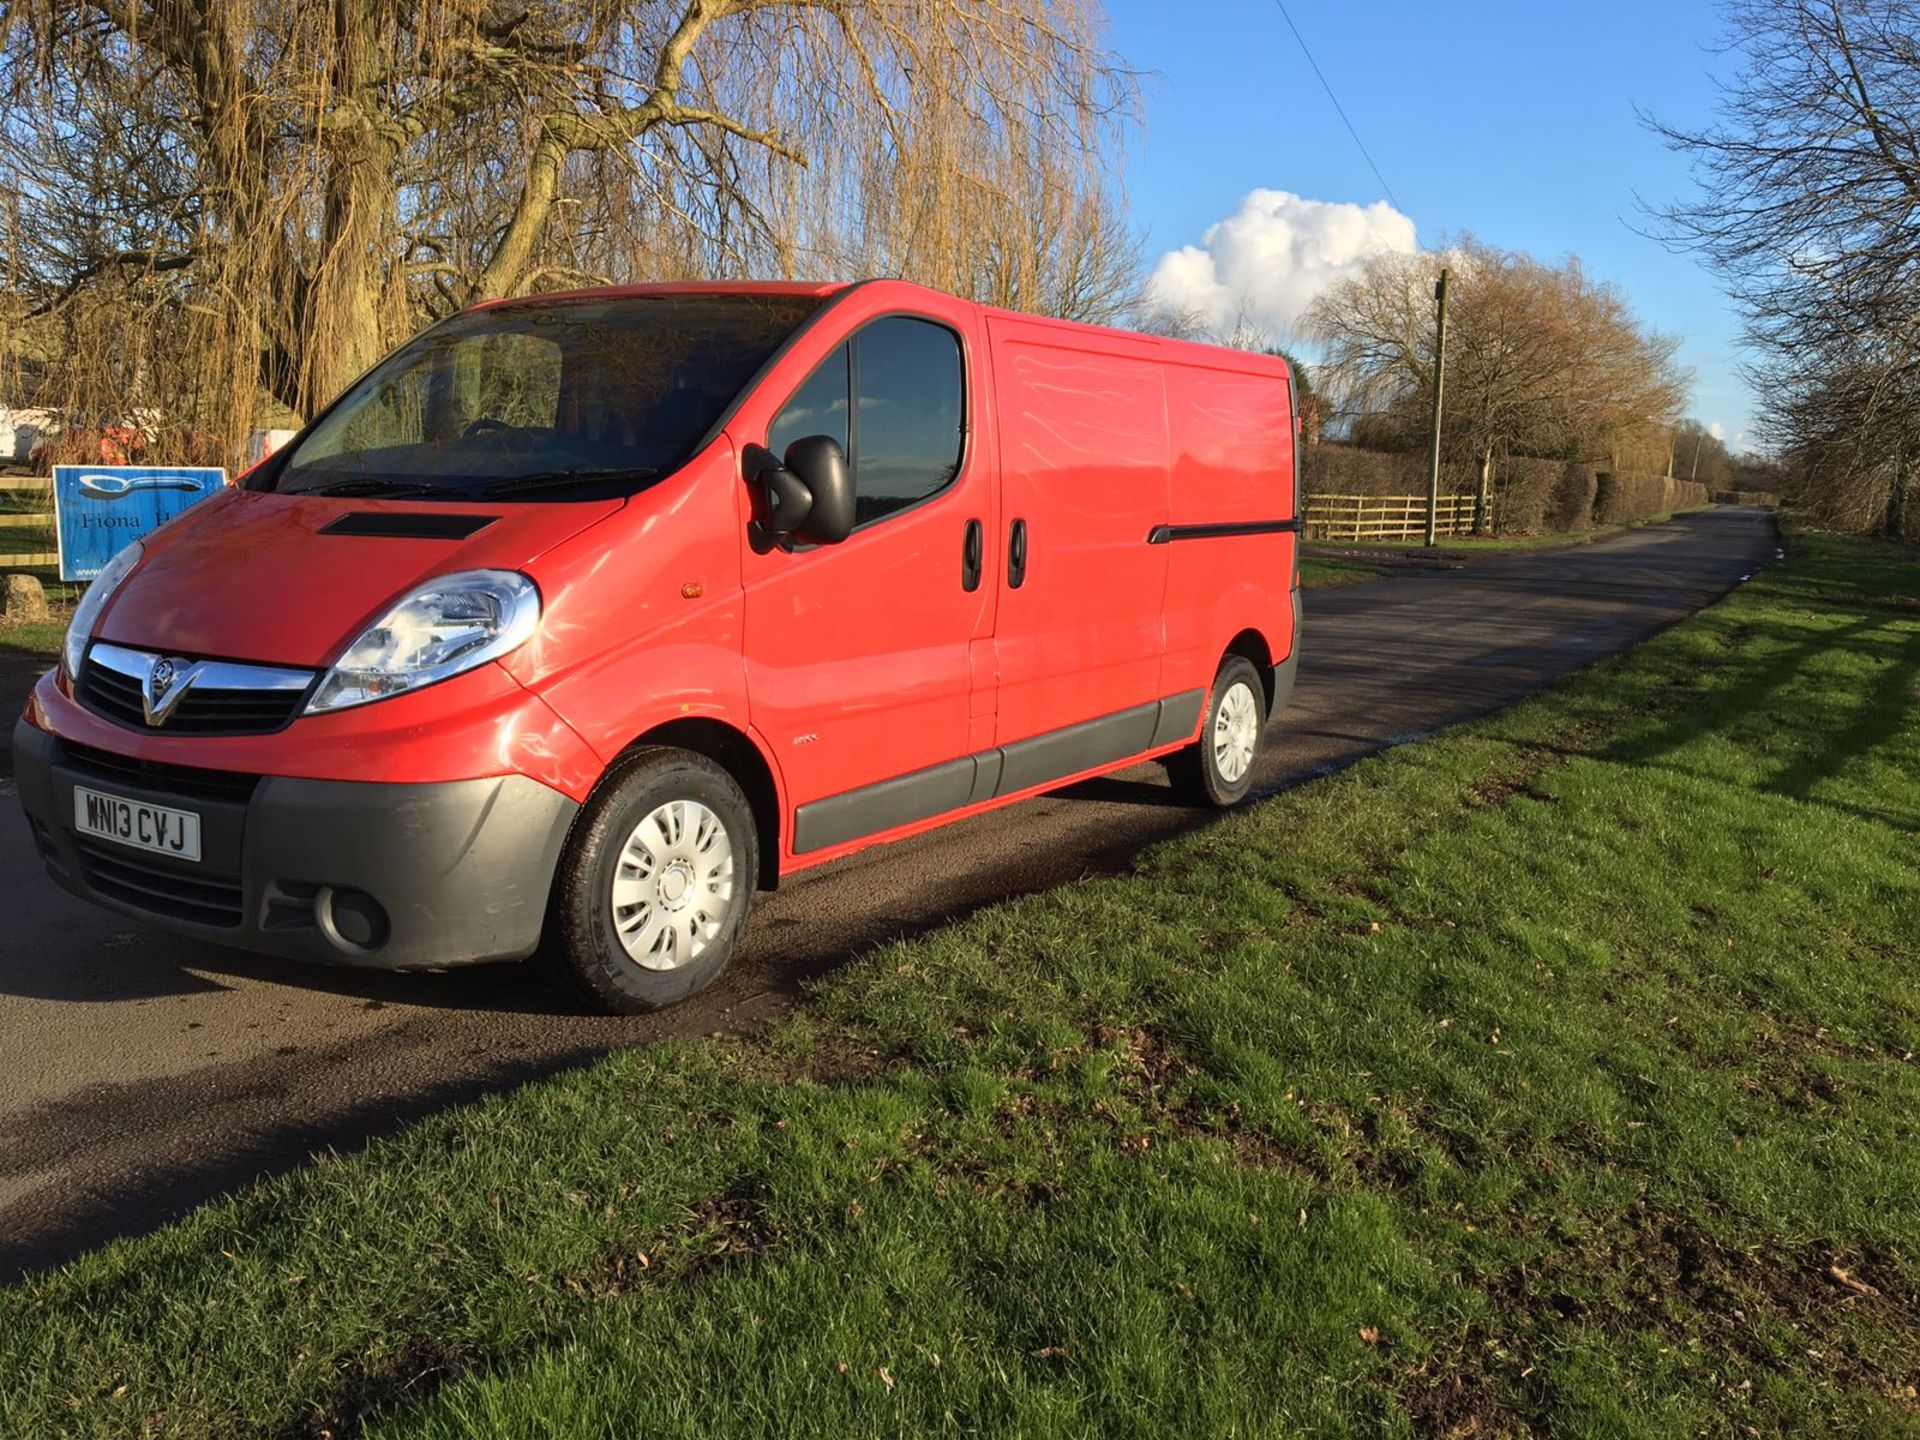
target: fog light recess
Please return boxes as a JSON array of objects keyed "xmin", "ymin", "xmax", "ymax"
[{"xmin": 314, "ymin": 885, "xmax": 391, "ymax": 953}]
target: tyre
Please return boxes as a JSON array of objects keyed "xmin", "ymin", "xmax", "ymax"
[
  {"xmin": 547, "ymin": 747, "xmax": 759, "ymax": 1013},
  {"xmin": 1166, "ymin": 655, "xmax": 1267, "ymax": 807}
]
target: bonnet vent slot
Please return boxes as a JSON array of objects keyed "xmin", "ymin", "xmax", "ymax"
[{"xmin": 318, "ymin": 512, "xmax": 497, "ymax": 540}]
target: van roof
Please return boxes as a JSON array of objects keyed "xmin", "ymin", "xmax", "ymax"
[
  {"xmin": 465, "ymin": 278, "xmax": 1290, "ymax": 378},
  {"xmin": 468, "ymin": 280, "xmax": 851, "ymax": 311}
]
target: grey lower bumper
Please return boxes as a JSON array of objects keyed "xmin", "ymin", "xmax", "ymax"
[{"xmin": 12, "ymin": 719, "xmax": 579, "ymax": 969}]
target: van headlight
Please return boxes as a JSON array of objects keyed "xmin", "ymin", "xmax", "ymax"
[
  {"xmin": 305, "ymin": 569, "xmax": 540, "ymax": 715},
  {"xmin": 62, "ymin": 541, "xmax": 144, "ymax": 681}
]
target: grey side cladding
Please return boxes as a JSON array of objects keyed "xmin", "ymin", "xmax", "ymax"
[
  {"xmin": 791, "ymin": 756, "xmax": 980, "ymax": 854},
  {"xmin": 790, "ymin": 689, "xmax": 1207, "ymax": 855},
  {"xmin": 1151, "ymin": 690, "xmax": 1205, "ymax": 747},
  {"xmin": 995, "ymin": 701, "xmax": 1159, "ymax": 795}
]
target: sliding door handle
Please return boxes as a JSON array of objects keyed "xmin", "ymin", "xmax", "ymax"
[
  {"xmin": 1008, "ymin": 517, "xmax": 1028, "ymax": 589},
  {"xmin": 962, "ymin": 518, "xmax": 984, "ymax": 591}
]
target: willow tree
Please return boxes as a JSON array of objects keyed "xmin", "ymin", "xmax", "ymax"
[{"xmin": 0, "ymin": 0, "xmax": 1134, "ymax": 448}]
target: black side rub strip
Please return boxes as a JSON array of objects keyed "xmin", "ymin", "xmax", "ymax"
[
  {"xmin": 319, "ymin": 512, "xmax": 498, "ymax": 540},
  {"xmin": 791, "ymin": 689, "xmax": 1206, "ymax": 854},
  {"xmin": 1146, "ymin": 519, "xmax": 1302, "ymax": 544}
]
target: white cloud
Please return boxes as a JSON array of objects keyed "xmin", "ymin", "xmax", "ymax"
[
  {"xmin": 1142, "ymin": 189, "xmax": 1418, "ymax": 341},
  {"xmin": 1709, "ymin": 420, "xmax": 1726, "ymax": 442}
]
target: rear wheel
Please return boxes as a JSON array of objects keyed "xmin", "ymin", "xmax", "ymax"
[
  {"xmin": 1166, "ymin": 655, "xmax": 1267, "ymax": 807},
  {"xmin": 548, "ymin": 747, "xmax": 759, "ymax": 1013}
]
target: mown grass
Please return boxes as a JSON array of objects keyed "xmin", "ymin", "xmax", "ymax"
[
  {"xmin": 0, "ymin": 621, "xmax": 63, "ymax": 663},
  {"xmin": 1299, "ymin": 555, "xmax": 1394, "ymax": 588},
  {"xmin": 3, "ymin": 525, "xmax": 1919, "ymax": 1438}
]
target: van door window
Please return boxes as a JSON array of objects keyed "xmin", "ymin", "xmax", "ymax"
[
  {"xmin": 768, "ymin": 343, "xmax": 849, "ymax": 460},
  {"xmin": 852, "ymin": 318, "xmax": 963, "ymax": 524},
  {"xmin": 768, "ymin": 317, "xmax": 963, "ymax": 529}
]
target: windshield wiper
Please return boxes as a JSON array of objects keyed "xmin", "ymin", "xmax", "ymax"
[
  {"xmin": 480, "ymin": 468, "xmax": 658, "ymax": 498},
  {"xmin": 295, "ymin": 478, "xmax": 453, "ymax": 499}
]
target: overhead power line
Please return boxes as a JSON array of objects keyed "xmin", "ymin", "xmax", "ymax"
[{"xmin": 1270, "ymin": 0, "xmax": 1404, "ymax": 213}]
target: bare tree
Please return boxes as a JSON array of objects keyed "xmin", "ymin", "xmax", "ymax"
[
  {"xmin": 1669, "ymin": 418, "xmax": 1736, "ymax": 488},
  {"xmin": 1764, "ymin": 344, "xmax": 1920, "ymax": 534},
  {"xmin": 1649, "ymin": 0, "xmax": 1920, "ymax": 361},
  {"xmin": 1305, "ymin": 237, "xmax": 1687, "ymax": 529},
  {"xmin": 1650, "ymin": 0, "xmax": 1920, "ymax": 533}
]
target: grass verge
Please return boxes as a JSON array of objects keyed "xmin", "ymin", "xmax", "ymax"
[
  {"xmin": 1300, "ymin": 555, "xmax": 1395, "ymax": 588},
  {"xmin": 3, "ymin": 526, "xmax": 1918, "ymax": 1439},
  {"xmin": 0, "ymin": 614, "xmax": 66, "ymax": 663}
]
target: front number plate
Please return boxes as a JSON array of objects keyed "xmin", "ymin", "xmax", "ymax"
[{"xmin": 72, "ymin": 785, "xmax": 202, "ymax": 863}]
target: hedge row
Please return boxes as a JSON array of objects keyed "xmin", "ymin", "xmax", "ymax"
[
  {"xmin": 1593, "ymin": 471, "xmax": 1710, "ymax": 525},
  {"xmin": 1299, "ymin": 444, "xmax": 1710, "ymax": 535}
]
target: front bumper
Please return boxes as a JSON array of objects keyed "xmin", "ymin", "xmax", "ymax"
[{"xmin": 13, "ymin": 719, "xmax": 579, "ymax": 969}]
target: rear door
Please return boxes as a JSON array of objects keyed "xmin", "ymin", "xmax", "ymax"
[
  {"xmin": 987, "ymin": 317, "xmax": 1174, "ymax": 785},
  {"xmin": 739, "ymin": 300, "xmax": 997, "ymax": 857}
]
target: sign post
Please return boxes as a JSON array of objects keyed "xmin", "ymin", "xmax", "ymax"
[{"xmin": 52, "ymin": 466, "xmax": 226, "ymax": 581}]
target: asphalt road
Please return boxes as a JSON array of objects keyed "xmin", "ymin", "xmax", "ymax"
[{"xmin": 0, "ymin": 506, "xmax": 1779, "ymax": 1280}]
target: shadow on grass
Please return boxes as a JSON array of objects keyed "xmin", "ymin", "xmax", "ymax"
[
  {"xmin": 1764, "ymin": 622, "xmax": 1920, "ymax": 821},
  {"xmin": 1600, "ymin": 612, "xmax": 1892, "ymax": 770}
]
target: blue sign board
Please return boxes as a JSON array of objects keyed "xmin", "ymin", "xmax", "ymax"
[{"xmin": 53, "ymin": 465, "xmax": 226, "ymax": 582}]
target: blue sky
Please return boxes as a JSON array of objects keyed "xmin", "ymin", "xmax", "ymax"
[{"xmin": 1106, "ymin": 0, "xmax": 1753, "ymax": 449}]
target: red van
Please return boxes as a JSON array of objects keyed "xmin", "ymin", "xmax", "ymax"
[{"xmin": 13, "ymin": 280, "xmax": 1300, "ymax": 1012}]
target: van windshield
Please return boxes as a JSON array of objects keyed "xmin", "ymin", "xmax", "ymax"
[{"xmin": 273, "ymin": 294, "xmax": 823, "ymax": 501}]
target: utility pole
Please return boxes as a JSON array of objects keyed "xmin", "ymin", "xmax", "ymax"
[
  {"xmin": 1689, "ymin": 430, "xmax": 1704, "ymax": 481},
  {"xmin": 1424, "ymin": 268, "xmax": 1451, "ymax": 548}
]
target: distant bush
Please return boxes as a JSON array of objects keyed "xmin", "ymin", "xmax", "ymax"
[
  {"xmin": 1548, "ymin": 462, "xmax": 1599, "ymax": 532},
  {"xmin": 1299, "ymin": 443, "xmax": 1422, "ymax": 498},
  {"xmin": 1299, "ymin": 444, "xmax": 1491, "ymax": 500},
  {"xmin": 1711, "ymin": 489, "xmax": 1781, "ymax": 507},
  {"xmin": 1493, "ymin": 457, "xmax": 1561, "ymax": 535},
  {"xmin": 1595, "ymin": 472, "xmax": 1710, "ymax": 524}
]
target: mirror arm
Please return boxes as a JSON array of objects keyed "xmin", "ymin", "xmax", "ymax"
[{"xmin": 743, "ymin": 443, "xmax": 813, "ymax": 544}]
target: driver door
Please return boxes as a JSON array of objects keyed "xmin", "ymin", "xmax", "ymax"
[{"xmin": 737, "ymin": 301, "xmax": 997, "ymax": 858}]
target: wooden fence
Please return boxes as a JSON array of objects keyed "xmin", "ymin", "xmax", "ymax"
[
  {"xmin": 0, "ymin": 477, "xmax": 57, "ymax": 568},
  {"xmin": 1304, "ymin": 492, "xmax": 1484, "ymax": 543}
]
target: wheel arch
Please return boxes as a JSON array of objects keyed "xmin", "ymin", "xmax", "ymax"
[
  {"xmin": 618, "ymin": 718, "xmax": 784, "ymax": 890},
  {"xmin": 1222, "ymin": 626, "xmax": 1278, "ymax": 713}
]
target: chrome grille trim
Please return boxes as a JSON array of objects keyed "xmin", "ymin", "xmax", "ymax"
[
  {"xmin": 88, "ymin": 642, "xmax": 314, "ymax": 693},
  {"xmin": 79, "ymin": 643, "xmax": 316, "ymax": 735}
]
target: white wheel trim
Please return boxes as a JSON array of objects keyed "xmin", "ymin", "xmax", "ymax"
[
  {"xmin": 609, "ymin": 798, "xmax": 737, "ymax": 971},
  {"xmin": 1213, "ymin": 680, "xmax": 1260, "ymax": 784}
]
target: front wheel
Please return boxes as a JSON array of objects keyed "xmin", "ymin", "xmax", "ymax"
[
  {"xmin": 1166, "ymin": 656, "xmax": 1267, "ymax": 807},
  {"xmin": 547, "ymin": 747, "xmax": 759, "ymax": 1013}
]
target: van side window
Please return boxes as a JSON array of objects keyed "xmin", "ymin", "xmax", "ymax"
[
  {"xmin": 854, "ymin": 318, "xmax": 963, "ymax": 523},
  {"xmin": 767, "ymin": 317, "xmax": 964, "ymax": 529},
  {"xmin": 768, "ymin": 343, "xmax": 850, "ymax": 461}
]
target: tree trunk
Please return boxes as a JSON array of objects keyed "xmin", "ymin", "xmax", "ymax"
[
  {"xmin": 472, "ymin": 123, "xmax": 578, "ymax": 303},
  {"xmin": 296, "ymin": 0, "xmax": 398, "ymax": 413},
  {"xmin": 1475, "ymin": 446, "xmax": 1494, "ymax": 535},
  {"xmin": 1888, "ymin": 451, "xmax": 1913, "ymax": 540},
  {"xmin": 301, "ymin": 145, "xmax": 395, "ymax": 412}
]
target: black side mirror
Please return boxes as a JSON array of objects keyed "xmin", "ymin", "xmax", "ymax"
[
  {"xmin": 748, "ymin": 445, "xmax": 813, "ymax": 538},
  {"xmin": 784, "ymin": 435, "xmax": 854, "ymax": 545}
]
